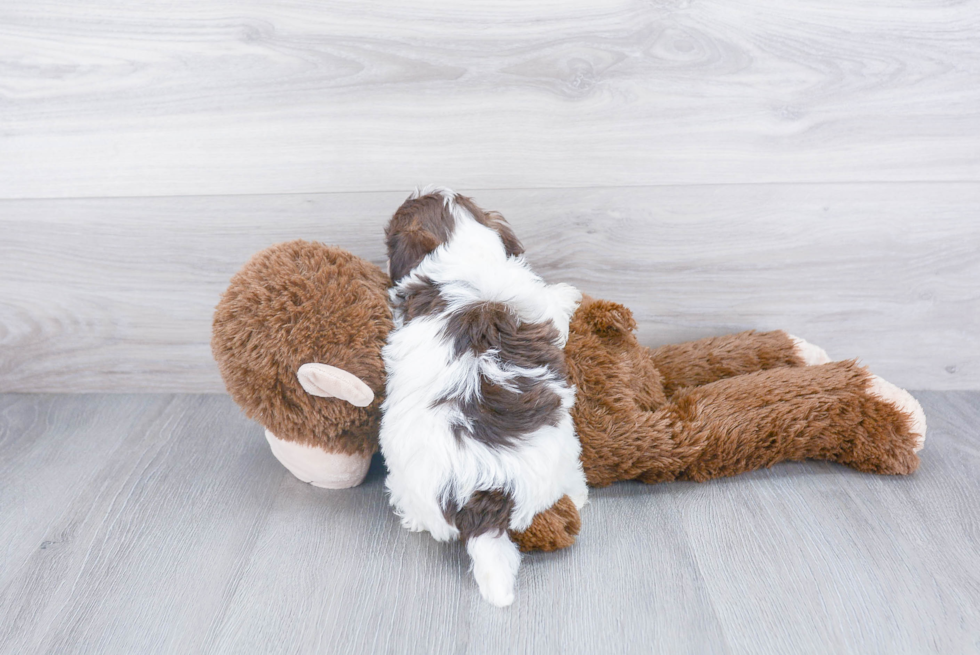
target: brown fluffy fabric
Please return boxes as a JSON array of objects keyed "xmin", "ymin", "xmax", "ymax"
[
  {"xmin": 510, "ymin": 495, "xmax": 581, "ymax": 552},
  {"xmin": 640, "ymin": 361, "xmax": 920, "ymax": 482},
  {"xmin": 650, "ymin": 330, "xmax": 805, "ymax": 398},
  {"xmin": 512, "ymin": 295, "xmax": 922, "ymax": 549},
  {"xmin": 565, "ymin": 294, "xmax": 920, "ymax": 487},
  {"xmin": 211, "ymin": 241, "xmax": 391, "ymax": 456}
]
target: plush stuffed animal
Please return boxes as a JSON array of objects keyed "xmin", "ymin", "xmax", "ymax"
[
  {"xmin": 212, "ymin": 199, "xmax": 926, "ymax": 569},
  {"xmin": 517, "ymin": 294, "xmax": 925, "ymax": 550},
  {"xmin": 212, "ymin": 241, "xmax": 391, "ymax": 489}
]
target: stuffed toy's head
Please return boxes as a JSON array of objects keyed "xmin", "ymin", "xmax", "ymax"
[{"xmin": 212, "ymin": 240, "xmax": 392, "ymax": 487}]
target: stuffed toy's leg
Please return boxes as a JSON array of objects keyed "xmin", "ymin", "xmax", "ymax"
[
  {"xmin": 649, "ymin": 330, "xmax": 829, "ymax": 397},
  {"xmin": 634, "ymin": 360, "xmax": 926, "ymax": 483},
  {"xmin": 523, "ymin": 361, "xmax": 925, "ymax": 550}
]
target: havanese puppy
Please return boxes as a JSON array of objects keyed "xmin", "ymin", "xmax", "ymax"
[{"xmin": 379, "ymin": 187, "xmax": 588, "ymax": 607}]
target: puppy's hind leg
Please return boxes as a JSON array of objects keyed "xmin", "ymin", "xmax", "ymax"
[{"xmin": 466, "ymin": 532, "xmax": 521, "ymax": 607}]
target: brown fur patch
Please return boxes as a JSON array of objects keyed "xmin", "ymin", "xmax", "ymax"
[
  {"xmin": 510, "ymin": 495, "xmax": 580, "ymax": 552},
  {"xmin": 211, "ymin": 241, "xmax": 391, "ymax": 456},
  {"xmin": 447, "ymin": 376, "xmax": 565, "ymax": 448},
  {"xmin": 442, "ymin": 489, "xmax": 515, "ymax": 541},
  {"xmin": 393, "ymin": 275, "xmax": 447, "ymax": 322},
  {"xmin": 436, "ymin": 302, "xmax": 567, "ymax": 449},
  {"xmin": 385, "ymin": 193, "xmax": 456, "ymax": 282},
  {"xmin": 442, "ymin": 302, "xmax": 566, "ymax": 375},
  {"xmin": 649, "ymin": 329, "xmax": 804, "ymax": 398}
]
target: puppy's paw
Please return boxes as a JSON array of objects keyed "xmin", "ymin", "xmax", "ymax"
[
  {"xmin": 467, "ymin": 532, "xmax": 521, "ymax": 607},
  {"xmin": 868, "ymin": 375, "xmax": 927, "ymax": 452},
  {"xmin": 789, "ymin": 335, "xmax": 831, "ymax": 366}
]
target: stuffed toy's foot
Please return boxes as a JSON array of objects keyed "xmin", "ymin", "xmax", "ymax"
[
  {"xmin": 788, "ymin": 335, "xmax": 831, "ymax": 366},
  {"xmin": 867, "ymin": 375, "xmax": 927, "ymax": 453},
  {"xmin": 629, "ymin": 361, "xmax": 926, "ymax": 483},
  {"xmin": 831, "ymin": 366, "xmax": 927, "ymax": 474},
  {"xmin": 467, "ymin": 532, "xmax": 521, "ymax": 607},
  {"xmin": 264, "ymin": 429, "xmax": 372, "ymax": 489}
]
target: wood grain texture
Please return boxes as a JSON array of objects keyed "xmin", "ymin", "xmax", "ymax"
[
  {"xmin": 0, "ymin": 394, "xmax": 286, "ymax": 654},
  {"xmin": 1, "ymin": 183, "xmax": 977, "ymax": 392},
  {"xmin": 0, "ymin": 391, "xmax": 978, "ymax": 654},
  {"xmin": 1, "ymin": 0, "xmax": 978, "ymax": 199}
]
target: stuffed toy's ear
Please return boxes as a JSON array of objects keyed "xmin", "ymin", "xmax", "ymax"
[{"xmin": 297, "ymin": 363, "xmax": 375, "ymax": 407}]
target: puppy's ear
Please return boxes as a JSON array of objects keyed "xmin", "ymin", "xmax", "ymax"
[
  {"xmin": 485, "ymin": 212, "xmax": 525, "ymax": 258},
  {"xmin": 454, "ymin": 195, "xmax": 524, "ymax": 258},
  {"xmin": 387, "ymin": 226, "xmax": 442, "ymax": 283}
]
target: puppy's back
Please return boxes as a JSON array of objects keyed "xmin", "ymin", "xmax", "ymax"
[{"xmin": 436, "ymin": 300, "xmax": 569, "ymax": 449}]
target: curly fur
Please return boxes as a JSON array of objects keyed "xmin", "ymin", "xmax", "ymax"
[
  {"xmin": 379, "ymin": 188, "xmax": 588, "ymax": 605},
  {"xmin": 211, "ymin": 240, "xmax": 392, "ymax": 456}
]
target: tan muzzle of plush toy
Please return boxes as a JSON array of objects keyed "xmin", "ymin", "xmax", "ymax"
[
  {"xmin": 264, "ymin": 432, "xmax": 372, "ymax": 489},
  {"xmin": 260, "ymin": 363, "xmax": 376, "ymax": 489}
]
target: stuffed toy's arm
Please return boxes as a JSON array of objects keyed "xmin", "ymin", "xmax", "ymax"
[{"xmin": 649, "ymin": 330, "xmax": 829, "ymax": 398}]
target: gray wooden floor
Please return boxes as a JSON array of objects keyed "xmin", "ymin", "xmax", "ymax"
[{"xmin": 1, "ymin": 391, "xmax": 978, "ymax": 655}]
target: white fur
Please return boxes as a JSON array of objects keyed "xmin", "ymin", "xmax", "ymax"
[
  {"xmin": 788, "ymin": 335, "xmax": 831, "ymax": 366},
  {"xmin": 467, "ymin": 532, "xmax": 521, "ymax": 607},
  {"xmin": 867, "ymin": 375, "xmax": 927, "ymax": 452},
  {"xmin": 380, "ymin": 189, "xmax": 588, "ymax": 604}
]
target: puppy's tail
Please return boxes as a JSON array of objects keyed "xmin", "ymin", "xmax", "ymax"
[{"xmin": 466, "ymin": 532, "xmax": 521, "ymax": 607}]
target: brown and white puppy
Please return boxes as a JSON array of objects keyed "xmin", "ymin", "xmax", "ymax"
[{"xmin": 379, "ymin": 187, "xmax": 588, "ymax": 607}]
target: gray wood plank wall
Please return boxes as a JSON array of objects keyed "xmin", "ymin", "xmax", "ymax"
[{"xmin": 1, "ymin": 0, "xmax": 978, "ymax": 391}]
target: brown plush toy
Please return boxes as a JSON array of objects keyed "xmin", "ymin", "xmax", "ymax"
[
  {"xmin": 212, "ymin": 204, "xmax": 926, "ymax": 549},
  {"xmin": 513, "ymin": 295, "xmax": 925, "ymax": 551},
  {"xmin": 212, "ymin": 240, "xmax": 391, "ymax": 489}
]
